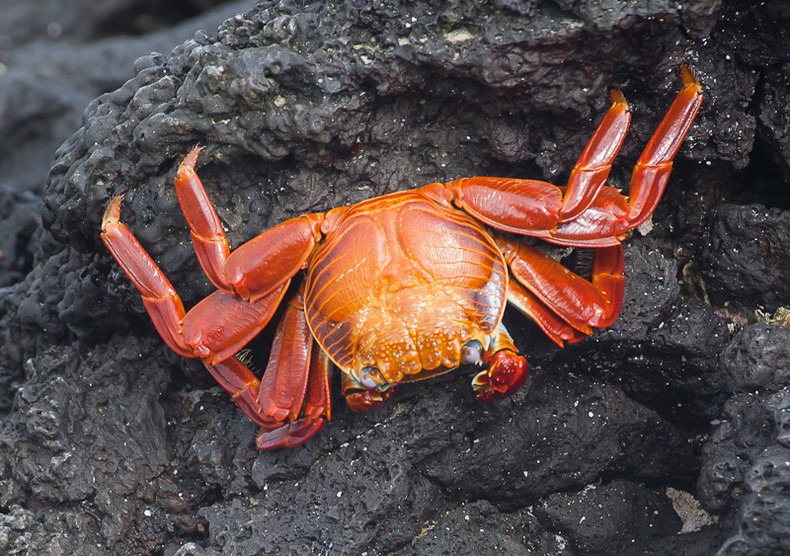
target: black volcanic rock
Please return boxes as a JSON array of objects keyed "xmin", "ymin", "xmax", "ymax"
[{"xmin": 2, "ymin": 1, "xmax": 790, "ymax": 554}]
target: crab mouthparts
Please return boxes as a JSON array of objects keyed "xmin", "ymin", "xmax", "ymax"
[{"xmin": 349, "ymin": 337, "xmax": 490, "ymax": 389}]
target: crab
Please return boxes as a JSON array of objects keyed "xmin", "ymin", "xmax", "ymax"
[{"xmin": 101, "ymin": 67, "xmax": 702, "ymax": 449}]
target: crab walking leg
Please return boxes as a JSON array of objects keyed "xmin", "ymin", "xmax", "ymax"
[
  {"xmin": 440, "ymin": 66, "xmax": 701, "ymax": 247},
  {"xmin": 560, "ymin": 89, "xmax": 631, "ymax": 221},
  {"xmin": 625, "ymin": 65, "xmax": 703, "ymax": 227},
  {"xmin": 442, "ymin": 89, "xmax": 630, "ymax": 233},
  {"xmin": 258, "ymin": 348, "xmax": 332, "ymax": 449},
  {"xmin": 437, "ymin": 92, "xmax": 628, "ymax": 237},
  {"xmin": 203, "ymin": 357, "xmax": 269, "ymax": 427},
  {"xmin": 472, "ymin": 324, "xmax": 529, "ymax": 403},
  {"xmin": 102, "ymin": 195, "xmax": 194, "ymax": 356},
  {"xmin": 441, "ymin": 176, "xmax": 563, "ymax": 237},
  {"xmin": 497, "ymin": 236, "xmax": 625, "ymax": 333},
  {"xmin": 103, "ymin": 193, "xmax": 298, "ymax": 429},
  {"xmin": 550, "ymin": 69, "xmax": 702, "ymax": 244},
  {"xmin": 255, "ymin": 289, "xmax": 332, "ymax": 449},
  {"xmin": 257, "ymin": 290, "xmax": 313, "ymax": 424},
  {"xmin": 174, "ymin": 146, "xmax": 324, "ymax": 301},
  {"xmin": 103, "ymin": 195, "xmax": 287, "ymax": 362},
  {"xmin": 443, "ymin": 174, "xmax": 633, "ymax": 248},
  {"xmin": 179, "ymin": 284, "xmax": 288, "ymax": 362},
  {"xmin": 201, "ymin": 317, "xmax": 332, "ymax": 447},
  {"xmin": 173, "ymin": 146, "xmax": 230, "ymax": 291},
  {"xmin": 505, "ymin": 278, "xmax": 588, "ymax": 347}
]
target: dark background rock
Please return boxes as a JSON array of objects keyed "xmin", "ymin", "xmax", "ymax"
[{"xmin": 1, "ymin": 0, "xmax": 790, "ymax": 554}]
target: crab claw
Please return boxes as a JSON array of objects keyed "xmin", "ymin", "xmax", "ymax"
[
  {"xmin": 344, "ymin": 385, "xmax": 398, "ymax": 413},
  {"xmin": 472, "ymin": 350, "xmax": 529, "ymax": 403}
]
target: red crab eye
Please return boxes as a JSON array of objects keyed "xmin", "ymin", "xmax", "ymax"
[
  {"xmin": 461, "ymin": 340, "xmax": 484, "ymax": 365},
  {"xmin": 359, "ymin": 366, "xmax": 383, "ymax": 388}
]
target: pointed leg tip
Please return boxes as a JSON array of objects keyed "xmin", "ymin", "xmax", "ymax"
[
  {"xmin": 256, "ymin": 417, "xmax": 326, "ymax": 450},
  {"xmin": 178, "ymin": 144, "xmax": 204, "ymax": 177},
  {"xmin": 102, "ymin": 193, "xmax": 126, "ymax": 228},
  {"xmin": 608, "ymin": 88, "xmax": 629, "ymax": 110},
  {"xmin": 679, "ymin": 64, "xmax": 701, "ymax": 90}
]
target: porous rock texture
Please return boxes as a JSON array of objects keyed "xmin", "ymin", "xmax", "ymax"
[{"xmin": 2, "ymin": 0, "xmax": 790, "ymax": 554}]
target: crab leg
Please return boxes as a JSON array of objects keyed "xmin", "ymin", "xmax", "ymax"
[
  {"xmin": 102, "ymin": 195, "xmax": 193, "ymax": 356},
  {"xmin": 440, "ymin": 66, "xmax": 701, "ymax": 247},
  {"xmin": 256, "ymin": 292, "xmax": 313, "ymax": 423},
  {"xmin": 103, "ymin": 193, "xmax": 296, "ymax": 428},
  {"xmin": 180, "ymin": 286, "xmax": 288, "ymax": 363},
  {"xmin": 257, "ymin": 347, "xmax": 332, "ymax": 449},
  {"xmin": 438, "ymin": 90, "xmax": 629, "ymax": 239},
  {"xmin": 624, "ymin": 65, "xmax": 703, "ymax": 227},
  {"xmin": 255, "ymin": 289, "xmax": 332, "ymax": 449},
  {"xmin": 203, "ymin": 333, "xmax": 332, "ymax": 450},
  {"xmin": 505, "ymin": 278, "xmax": 588, "ymax": 347},
  {"xmin": 201, "ymin": 357, "xmax": 265, "ymax": 426},
  {"xmin": 497, "ymin": 235, "xmax": 625, "ymax": 334},
  {"xmin": 560, "ymin": 89, "xmax": 630, "ymax": 221},
  {"xmin": 434, "ymin": 84, "xmax": 630, "ymax": 231},
  {"xmin": 551, "ymin": 66, "xmax": 702, "ymax": 243},
  {"xmin": 195, "ymin": 287, "xmax": 332, "ymax": 450},
  {"xmin": 174, "ymin": 146, "xmax": 323, "ymax": 301},
  {"xmin": 102, "ymin": 194, "xmax": 288, "ymax": 357}
]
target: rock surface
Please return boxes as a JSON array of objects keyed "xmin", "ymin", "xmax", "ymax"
[{"xmin": 2, "ymin": 0, "xmax": 790, "ymax": 554}]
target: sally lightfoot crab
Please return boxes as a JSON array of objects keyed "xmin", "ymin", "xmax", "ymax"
[{"xmin": 101, "ymin": 67, "xmax": 702, "ymax": 449}]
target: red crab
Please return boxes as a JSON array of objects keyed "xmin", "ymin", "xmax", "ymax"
[{"xmin": 101, "ymin": 67, "xmax": 702, "ymax": 449}]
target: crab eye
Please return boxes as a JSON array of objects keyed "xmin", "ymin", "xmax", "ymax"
[
  {"xmin": 461, "ymin": 340, "xmax": 484, "ymax": 365},
  {"xmin": 359, "ymin": 366, "xmax": 382, "ymax": 388}
]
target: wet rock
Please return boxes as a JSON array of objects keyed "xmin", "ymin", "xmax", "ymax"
[
  {"xmin": 722, "ymin": 324, "xmax": 790, "ymax": 393},
  {"xmin": 699, "ymin": 387, "xmax": 790, "ymax": 556},
  {"xmin": 400, "ymin": 499, "xmax": 564, "ymax": 555},
  {"xmin": 0, "ymin": 184, "xmax": 39, "ymax": 287},
  {"xmin": 1, "ymin": 0, "xmax": 790, "ymax": 554},
  {"xmin": 700, "ymin": 204, "xmax": 790, "ymax": 311},
  {"xmin": 534, "ymin": 480, "xmax": 681, "ymax": 555},
  {"xmin": 0, "ymin": 0, "xmax": 255, "ymax": 195}
]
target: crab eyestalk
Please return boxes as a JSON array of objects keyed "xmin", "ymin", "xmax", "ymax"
[
  {"xmin": 461, "ymin": 339, "xmax": 485, "ymax": 364},
  {"xmin": 472, "ymin": 350, "xmax": 529, "ymax": 403}
]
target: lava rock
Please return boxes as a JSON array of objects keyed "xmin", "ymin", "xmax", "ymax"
[
  {"xmin": 0, "ymin": 0, "xmax": 255, "ymax": 194},
  {"xmin": 699, "ymin": 387, "xmax": 790, "ymax": 556},
  {"xmin": 534, "ymin": 480, "xmax": 681, "ymax": 555},
  {"xmin": 1, "ymin": 0, "xmax": 790, "ymax": 554},
  {"xmin": 400, "ymin": 499, "xmax": 564, "ymax": 555},
  {"xmin": 700, "ymin": 204, "xmax": 790, "ymax": 311},
  {"xmin": 0, "ymin": 184, "xmax": 39, "ymax": 287},
  {"xmin": 0, "ymin": 337, "xmax": 175, "ymax": 552},
  {"xmin": 722, "ymin": 324, "xmax": 790, "ymax": 393}
]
